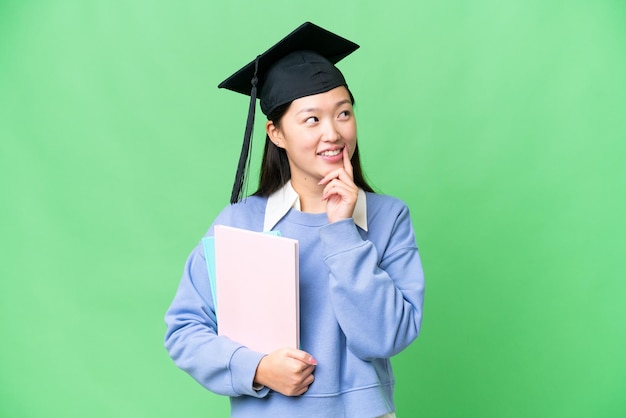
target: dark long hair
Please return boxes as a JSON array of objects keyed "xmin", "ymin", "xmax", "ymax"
[{"xmin": 254, "ymin": 89, "xmax": 374, "ymax": 197}]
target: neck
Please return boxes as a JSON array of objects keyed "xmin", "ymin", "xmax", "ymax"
[{"xmin": 290, "ymin": 176, "xmax": 325, "ymax": 213}]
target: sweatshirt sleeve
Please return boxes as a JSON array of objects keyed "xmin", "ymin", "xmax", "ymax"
[
  {"xmin": 164, "ymin": 243, "xmax": 269, "ymax": 398},
  {"xmin": 319, "ymin": 203, "xmax": 425, "ymax": 361}
]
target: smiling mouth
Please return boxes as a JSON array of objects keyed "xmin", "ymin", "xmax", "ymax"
[{"xmin": 318, "ymin": 147, "xmax": 343, "ymax": 157}]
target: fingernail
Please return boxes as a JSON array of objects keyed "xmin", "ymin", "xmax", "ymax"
[{"xmin": 309, "ymin": 356, "xmax": 317, "ymax": 365}]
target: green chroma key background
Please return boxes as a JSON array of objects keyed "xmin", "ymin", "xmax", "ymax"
[{"xmin": 1, "ymin": 1, "xmax": 624, "ymax": 417}]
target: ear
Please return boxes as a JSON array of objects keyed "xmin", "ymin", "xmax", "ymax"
[{"xmin": 266, "ymin": 120, "xmax": 285, "ymax": 149}]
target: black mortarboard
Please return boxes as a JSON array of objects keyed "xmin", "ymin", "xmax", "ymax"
[{"xmin": 218, "ymin": 22, "xmax": 359, "ymax": 204}]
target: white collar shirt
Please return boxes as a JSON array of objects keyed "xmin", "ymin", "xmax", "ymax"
[{"xmin": 263, "ymin": 181, "xmax": 368, "ymax": 232}]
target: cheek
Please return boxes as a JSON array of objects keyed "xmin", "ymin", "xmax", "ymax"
[
  {"xmin": 282, "ymin": 131, "xmax": 317, "ymax": 155},
  {"xmin": 343, "ymin": 122, "xmax": 357, "ymax": 141},
  {"xmin": 288, "ymin": 130, "xmax": 318, "ymax": 149}
]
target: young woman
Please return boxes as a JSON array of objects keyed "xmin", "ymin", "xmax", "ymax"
[{"xmin": 164, "ymin": 22, "xmax": 425, "ymax": 418}]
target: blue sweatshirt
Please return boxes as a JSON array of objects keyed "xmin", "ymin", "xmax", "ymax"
[{"xmin": 164, "ymin": 191, "xmax": 425, "ymax": 417}]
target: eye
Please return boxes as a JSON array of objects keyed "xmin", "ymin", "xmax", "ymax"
[
  {"xmin": 338, "ymin": 110, "xmax": 351, "ymax": 119},
  {"xmin": 304, "ymin": 116, "xmax": 319, "ymax": 124}
]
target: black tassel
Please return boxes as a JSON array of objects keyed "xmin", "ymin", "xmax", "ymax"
[{"xmin": 230, "ymin": 56, "xmax": 260, "ymax": 204}]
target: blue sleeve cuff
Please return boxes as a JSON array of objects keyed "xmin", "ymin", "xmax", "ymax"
[
  {"xmin": 229, "ymin": 347, "xmax": 269, "ymax": 397},
  {"xmin": 320, "ymin": 218, "xmax": 364, "ymax": 256}
]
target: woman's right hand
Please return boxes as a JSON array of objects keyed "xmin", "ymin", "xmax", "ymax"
[{"xmin": 253, "ymin": 348, "xmax": 317, "ymax": 396}]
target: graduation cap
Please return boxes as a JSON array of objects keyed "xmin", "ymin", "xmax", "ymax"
[{"xmin": 218, "ymin": 22, "xmax": 359, "ymax": 204}]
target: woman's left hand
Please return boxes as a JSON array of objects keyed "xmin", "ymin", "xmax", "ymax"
[{"xmin": 318, "ymin": 146, "xmax": 358, "ymax": 224}]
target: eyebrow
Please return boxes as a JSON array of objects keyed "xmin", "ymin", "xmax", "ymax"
[{"xmin": 295, "ymin": 99, "xmax": 352, "ymax": 115}]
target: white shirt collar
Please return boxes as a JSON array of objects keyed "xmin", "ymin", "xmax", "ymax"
[{"xmin": 263, "ymin": 181, "xmax": 368, "ymax": 232}]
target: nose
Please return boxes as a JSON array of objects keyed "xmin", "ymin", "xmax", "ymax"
[{"xmin": 321, "ymin": 119, "xmax": 341, "ymax": 142}]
